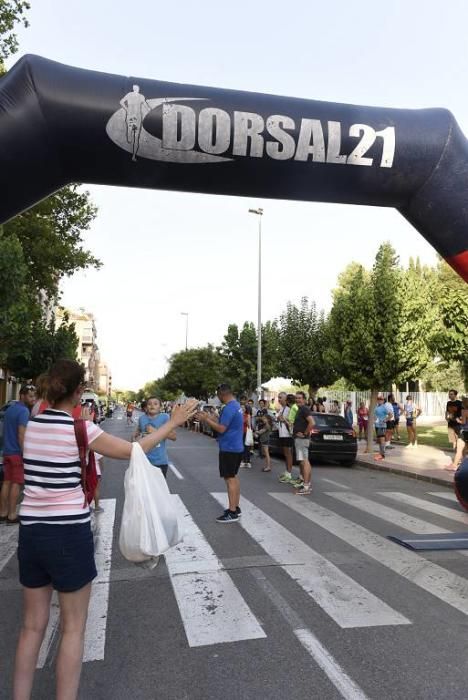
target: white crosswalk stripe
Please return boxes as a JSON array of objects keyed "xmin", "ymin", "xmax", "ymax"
[
  {"xmin": 427, "ymin": 491, "xmax": 457, "ymax": 503},
  {"xmin": 271, "ymin": 492, "xmax": 468, "ymax": 617},
  {"xmin": 164, "ymin": 495, "xmax": 266, "ymax": 647},
  {"xmin": 0, "ymin": 525, "xmax": 18, "ymax": 573},
  {"xmin": 211, "ymin": 493, "xmax": 409, "ymax": 629},
  {"xmin": 327, "ymin": 491, "xmax": 468, "ymax": 559},
  {"xmin": 319, "ymin": 478, "xmax": 351, "ymax": 490},
  {"xmin": 37, "ymin": 499, "xmax": 116, "ymax": 668},
  {"xmin": 327, "ymin": 491, "xmax": 454, "ymax": 535},
  {"xmin": 379, "ymin": 492, "xmax": 468, "ymax": 526}
]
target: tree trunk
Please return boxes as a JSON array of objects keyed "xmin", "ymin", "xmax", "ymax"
[{"xmin": 365, "ymin": 388, "xmax": 378, "ymax": 454}]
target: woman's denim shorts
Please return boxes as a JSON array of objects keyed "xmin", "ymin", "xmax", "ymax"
[{"xmin": 18, "ymin": 522, "xmax": 97, "ymax": 593}]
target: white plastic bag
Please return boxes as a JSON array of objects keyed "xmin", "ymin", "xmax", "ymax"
[
  {"xmin": 119, "ymin": 442, "xmax": 182, "ymax": 562},
  {"xmin": 245, "ymin": 427, "xmax": 254, "ymax": 446}
]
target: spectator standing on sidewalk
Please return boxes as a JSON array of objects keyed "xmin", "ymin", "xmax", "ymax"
[
  {"xmin": 446, "ymin": 389, "xmax": 463, "ymax": 451},
  {"xmin": 239, "ymin": 396, "xmax": 252, "ymax": 468},
  {"xmin": 404, "ymin": 395, "xmax": 420, "ymax": 447},
  {"xmin": 384, "ymin": 395, "xmax": 395, "ymax": 449},
  {"xmin": 344, "ymin": 400, "xmax": 354, "ymax": 428},
  {"xmin": 374, "ymin": 393, "xmax": 391, "ymax": 461},
  {"xmin": 292, "ymin": 391, "xmax": 315, "ymax": 495},
  {"xmin": 391, "ymin": 395, "xmax": 403, "ymax": 441},
  {"xmin": 446, "ymin": 396, "xmax": 468, "ymax": 471},
  {"xmin": 255, "ymin": 411, "xmax": 273, "ymax": 472},
  {"xmin": 357, "ymin": 401, "xmax": 369, "ymax": 440},
  {"xmin": 277, "ymin": 392, "xmax": 294, "ymax": 483},
  {"xmin": 0, "ymin": 385, "xmax": 36, "ymax": 525},
  {"xmin": 197, "ymin": 384, "xmax": 243, "ymax": 522}
]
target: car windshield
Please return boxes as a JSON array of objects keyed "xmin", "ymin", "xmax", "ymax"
[{"xmin": 312, "ymin": 414, "xmax": 348, "ymax": 429}]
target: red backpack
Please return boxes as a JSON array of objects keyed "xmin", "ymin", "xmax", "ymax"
[{"xmin": 74, "ymin": 419, "xmax": 99, "ymax": 505}]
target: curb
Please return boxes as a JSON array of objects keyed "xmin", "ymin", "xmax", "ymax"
[{"xmin": 354, "ymin": 457, "xmax": 454, "ymax": 488}]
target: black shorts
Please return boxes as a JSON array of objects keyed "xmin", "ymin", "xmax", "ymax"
[
  {"xmin": 279, "ymin": 437, "xmax": 293, "ymax": 448},
  {"xmin": 18, "ymin": 523, "xmax": 97, "ymax": 593},
  {"xmin": 386, "ymin": 420, "xmax": 395, "ymax": 430},
  {"xmin": 375, "ymin": 427, "xmax": 386, "ymax": 439},
  {"xmin": 219, "ymin": 451, "xmax": 243, "ymax": 478}
]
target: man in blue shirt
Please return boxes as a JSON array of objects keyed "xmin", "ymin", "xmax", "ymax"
[
  {"xmin": 134, "ymin": 397, "xmax": 175, "ymax": 478},
  {"xmin": 374, "ymin": 393, "xmax": 393, "ymax": 461},
  {"xmin": 197, "ymin": 384, "xmax": 243, "ymax": 523},
  {"xmin": 0, "ymin": 385, "xmax": 36, "ymax": 524}
]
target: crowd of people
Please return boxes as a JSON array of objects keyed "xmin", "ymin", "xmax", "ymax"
[{"xmin": 1, "ymin": 366, "xmax": 468, "ymax": 699}]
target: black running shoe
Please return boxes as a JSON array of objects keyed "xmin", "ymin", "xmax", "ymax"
[
  {"xmin": 216, "ymin": 510, "xmax": 239, "ymax": 523},
  {"xmin": 224, "ymin": 506, "xmax": 242, "ymax": 518}
]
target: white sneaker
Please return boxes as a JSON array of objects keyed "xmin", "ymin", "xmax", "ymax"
[
  {"xmin": 245, "ymin": 462, "xmax": 252, "ymax": 469},
  {"xmin": 240, "ymin": 462, "xmax": 247, "ymax": 468}
]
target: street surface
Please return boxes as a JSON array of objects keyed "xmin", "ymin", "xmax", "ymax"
[{"xmin": 2, "ymin": 409, "xmax": 468, "ymax": 699}]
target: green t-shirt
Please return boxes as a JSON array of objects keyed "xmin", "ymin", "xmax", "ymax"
[{"xmin": 288, "ymin": 404, "xmax": 298, "ymax": 427}]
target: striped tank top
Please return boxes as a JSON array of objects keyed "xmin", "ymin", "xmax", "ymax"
[{"xmin": 20, "ymin": 409, "xmax": 102, "ymax": 525}]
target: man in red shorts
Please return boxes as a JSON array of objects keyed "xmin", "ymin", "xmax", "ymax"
[{"xmin": 0, "ymin": 384, "xmax": 36, "ymax": 524}]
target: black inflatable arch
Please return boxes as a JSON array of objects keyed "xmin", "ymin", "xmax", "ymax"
[{"xmin": 1, "ymin": 54, "xmax": 467, "ymax": 282}]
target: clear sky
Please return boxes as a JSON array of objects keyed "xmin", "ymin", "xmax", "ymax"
[{"xmin": 8, "ymin": 0, "xmax": 468, "ymax": 389}]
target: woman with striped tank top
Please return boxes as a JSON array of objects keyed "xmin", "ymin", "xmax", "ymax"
[{"xmin": 13, "ymin": 359, "xmax": 197, "ymax": 700}]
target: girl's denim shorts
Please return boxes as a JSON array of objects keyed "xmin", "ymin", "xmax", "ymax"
[{"xmin": 18, "ymin": 522, "xmax": 97, "ymax": 592}]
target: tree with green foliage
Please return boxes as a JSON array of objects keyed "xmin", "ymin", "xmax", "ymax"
[
  {"xmin": 429, "ymin": 259, "xmax": 468, "ymax": 389},
  {"xmin": 137, "ymin": 378, "xmax": 178, "ymax": 403},
  {"xmin": 163, "ymin": 345, "xmax": 225, "ymax": 400},
  {"xmin": 4, "ymin": 186, "xmax": 100, "ymax": 298},
  {"xmin": 7, "ymin": 313, "xmax": 78, "ymax": 380},
  {"xmin": 1, "ymin": 186, "xmax": 99, "ymax": 379},
  {"xmin": 327, "ymin": 244, "xmax": 434, "ymax": 451},
  {"xmin": 219, "ymin": 321, "xmax": 280, "ymax": 395},
  {"xmin": 0, "ymin": 0, "xmax": 30, "ymax": 65},
  {"xmin": 277, "ymin": 297, "xmax": 336, "ymax": 393}
]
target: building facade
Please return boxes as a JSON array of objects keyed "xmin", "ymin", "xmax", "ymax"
[{"xmin": 56, "ymin": 308, "xmax": 110, "ymax": 393}]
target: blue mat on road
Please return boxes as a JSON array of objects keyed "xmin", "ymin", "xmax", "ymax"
[{"xmin": 388, "ymin": 533, "xmax": 468, "ymax": 550}]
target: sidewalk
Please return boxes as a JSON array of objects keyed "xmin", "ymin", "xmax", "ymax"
[{"xmin": 355, "ymin": 440, "xmax": 456, "ymax": 487}]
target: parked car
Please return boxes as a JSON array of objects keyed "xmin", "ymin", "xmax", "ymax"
[{"xmin": 268, "ymin": 412, "xmax": 357, "ymax": 467}]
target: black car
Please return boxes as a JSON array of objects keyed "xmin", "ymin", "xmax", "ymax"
[{"xmin": 268, "ymin": 412, "xmax": 357, "ymax": 467}]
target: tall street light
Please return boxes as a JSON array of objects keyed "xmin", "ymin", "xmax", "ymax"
[
  {"xmin": 180, "ymin": 312, "xmax": 189, "ymax": 351},
  {"xmin": 248, "ymin": 207, "xmax": 263, "ymax": 398}
]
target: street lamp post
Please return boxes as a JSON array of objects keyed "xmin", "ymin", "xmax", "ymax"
[
  {"xmin": 180, "ymin": 312, "xmax": 189, "ymax": 351},
  {"xmin": 248, "ymin": 207, "xmax": 263, "ymax": 398}
]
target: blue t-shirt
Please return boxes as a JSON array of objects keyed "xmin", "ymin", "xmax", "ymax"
[
  {"xmin": 392, "ymin": 402, "xmax": 401, "ymax": 421},
  {"xmin": 374, "ymin": 404, "xmax": 389, "ymax": 429},
  {"xmin": 139, "ymin": 413, "xmax": 170, "ymax": 466},
  {"xmin": 3, "ymin": 401, "xmax": 30, "ymax": 455},
  {"xmin": 217, "ymin": 400, "xmax": 243, "ymax": 453}
]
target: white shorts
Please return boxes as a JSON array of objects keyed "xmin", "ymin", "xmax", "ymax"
[{"xmin": 294, "ymin": 437, "xmax": 310, "ymax": 462}]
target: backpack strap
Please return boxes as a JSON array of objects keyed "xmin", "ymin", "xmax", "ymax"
[{"xmin": 74, "ymin": 418, "xmax": 89, "ymax": 507}]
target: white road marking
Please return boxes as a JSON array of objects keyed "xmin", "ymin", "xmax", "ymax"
[
  {"xmin": 294, "ymin": 628, "xmax": 369, "ymax": 700},
  {"xmin": 327, "ymin": 492, "xmax": 451, "ymax": 535},
  {"xmin": 327, "ymin": 492, "xmax": 468, "ymax": 559},
  {"xmin": 164, "ymin": 495, "xmax": 266, "ymax": 647},
  {"xmin": 168, "ymin": 462, "xmax": 184, "ymax": 480},
  {"xmin": 212, "ymin": 493, "xmax": 408, "ymax": 629},
  {"xmin": 320, "ymin": 478, "xmax": 351, "ymax": 490},
  {"xmin": 83, "ymin": 500, "xmax": 116, "ymax": 662},
  {"xmin": 379, "ymin": 492, "xmax": 468, "ymax": 526},
  {"xmin": 272, "ymin": 493, "xmax": 468, "ymax": 617},
  {"xmin": 0, "ymin": 525, "xmax": 18, "ymax": 573},
  {"xmin": 38, "ymin": 499, "xmax": 116, "ymax": 667},
  {"xmin": 427, "ymin": 491, "xmax": 457, "ymax": 503}
]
